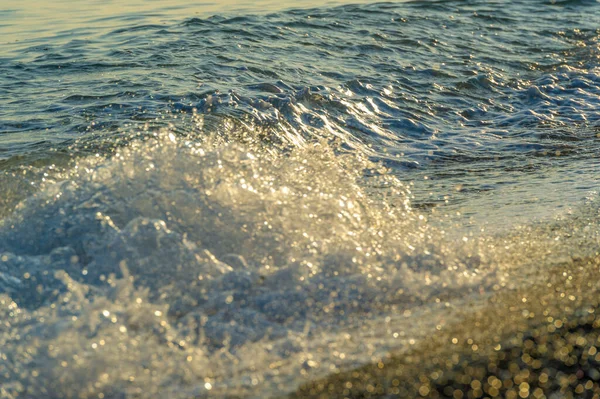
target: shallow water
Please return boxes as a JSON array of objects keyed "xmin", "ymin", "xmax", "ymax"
[{"xmin": 1, "ymin": 0, "xmax": 599, "ymax": 397}]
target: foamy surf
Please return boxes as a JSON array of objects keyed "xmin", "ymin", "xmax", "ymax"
[{"xmin": 0, "ymin": 128, "xmax": 598, "ymax": 398}]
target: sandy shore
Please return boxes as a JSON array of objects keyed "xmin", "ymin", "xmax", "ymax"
[{"xmin": 293, "ymin": 257, "xmax": 600, "ymax": 398}]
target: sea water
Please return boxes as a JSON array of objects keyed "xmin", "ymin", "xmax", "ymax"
[{"xmin": 1, "ymin": 0, "xmax": 599, "ymax": 397}]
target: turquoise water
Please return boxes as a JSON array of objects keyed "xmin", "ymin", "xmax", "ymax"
[{"xmin": 1, "ymin": 0, "xmax": 600, "ymax": 397}]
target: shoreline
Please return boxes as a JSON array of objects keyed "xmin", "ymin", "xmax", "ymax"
[{"xmin": 293, "ymin": 257, "xmax": 600, "ymax": 398}]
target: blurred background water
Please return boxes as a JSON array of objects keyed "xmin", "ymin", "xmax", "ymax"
[
  {"xmin": 2, "ymin": 0, "xmax": 599, "ymax": 226},
  {"xmin": 1, "ymin": 0, "xmax": 600, "ymax": 397}
]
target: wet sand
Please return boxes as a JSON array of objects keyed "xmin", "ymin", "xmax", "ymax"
[{"xmin": 293, "ymin": 257, "xmax": 600, "ymax": 398}]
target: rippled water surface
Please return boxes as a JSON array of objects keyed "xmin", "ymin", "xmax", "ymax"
[{"xmin": 1, "ymin": 0, "xmax": 600, "ymax": 397}]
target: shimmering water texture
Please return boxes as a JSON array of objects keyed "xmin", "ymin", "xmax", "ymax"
[{"xmin": 1, "ymin": 0, "xmax": 600, "ymax": 398}]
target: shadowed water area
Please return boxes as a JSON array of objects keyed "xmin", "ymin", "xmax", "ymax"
[{"xmin": 1, "ymin": 0, "xmax": 600, "ymax": 398}]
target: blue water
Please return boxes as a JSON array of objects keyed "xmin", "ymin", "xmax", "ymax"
[{"xmin": 1, "ymin": 0, "xmax": 600, "ymax": 397}]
